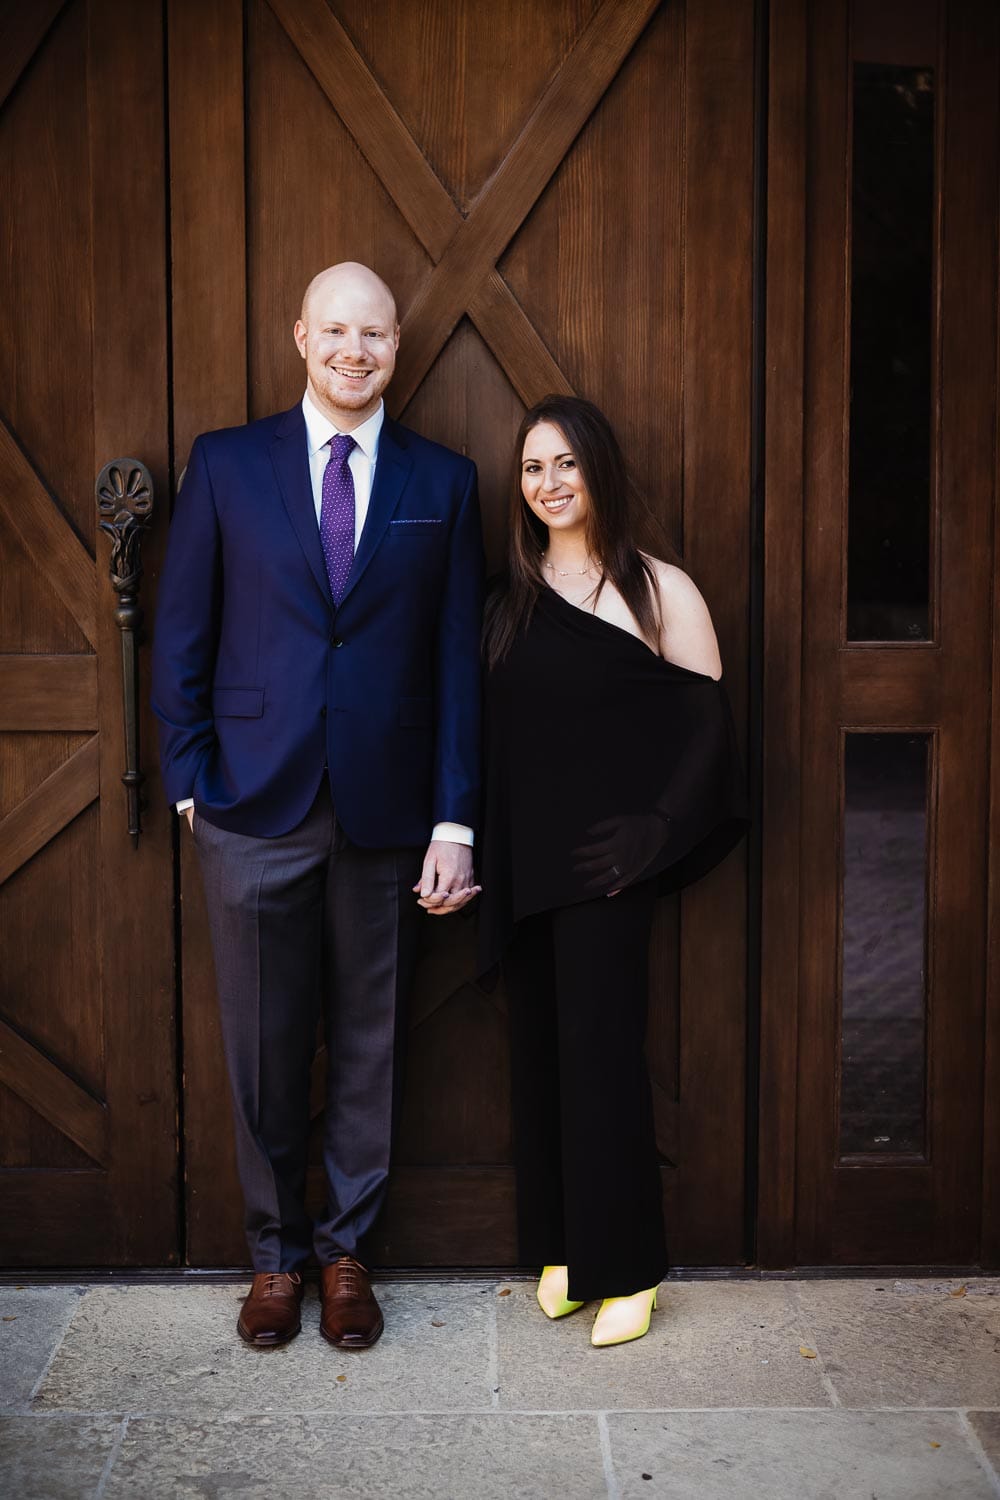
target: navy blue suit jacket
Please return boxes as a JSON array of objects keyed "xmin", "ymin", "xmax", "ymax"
[{"xmin": 150, "ymin": 403, "xmax": 483, "ymax": 844}]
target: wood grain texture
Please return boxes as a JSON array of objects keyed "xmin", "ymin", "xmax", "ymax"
[
  {"xmin": 0, "ymin": 1, "xmax": 96, "ymax": 549},
  {"xmin": 269, "ymin": 0, "xmax": 456, "ymax": 258},
  {"xmin": 393, "ymin": 0, "xmax": 661, "ymax": 409},
  {"xmin": 925, "ymin": 0, "xmax": 997, "ymax": 1264},
  {"xmin": 167, "ymin": 0, "xmax": 247, "ymax": 461},
  {"xmin": 87, "ymin": 0, "xmax": 178, "ymax": 1264},
  {"xmin": 0, "ymin": 420, "xmax": 96, "ymax": 648},
  {"xmin": 984, "ymin": 115, "xmax": 1000, "ymax": 1270},
  {"xmin": 168, "ymin": 0, "xmax": 250, "ymax": 1265},
  {"xmin": 267, "ymin": 0, "xmax": 577, "ymax": 416},
  {"xmin": 794, "ymin": 0, "xmax": 997, "ymax": 1265},
  {"xmin": 0, "ymin": 1018, "xmax": 107, "ymax": 1165},
  {"xmin": 0, "ymin": 802, "xmax": 103, "ymax": 1102},
  {"xmin": 0, "ymin": 734, "xmax": 98, "ymax": 885},
  {"xmin": 0, "ymin": 1173, "xmax": 111, "ymax": 1265},
  {"xmin": 0, "ymin": 0, "xmax": 66, "ymax": 112},
  {"xmin": 0, "ymin": 655, "xmax": 98, "ymax": 730},
  {"xmin": 757, "ymin": 0, "xmax": 806, "ymax": 1269},
  {"xmin": 674, "ymin": 0, "xmax": 753, "ymax": 1265}
]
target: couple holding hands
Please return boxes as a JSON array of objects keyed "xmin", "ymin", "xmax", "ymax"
[{"xmin": 151, "ymin": 262, "xmax": 746, "ymax": 1356}]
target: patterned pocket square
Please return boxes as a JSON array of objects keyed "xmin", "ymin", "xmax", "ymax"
[{"xmin": 391, "ymin": 517, "xmax": 443, "ymax": 526}]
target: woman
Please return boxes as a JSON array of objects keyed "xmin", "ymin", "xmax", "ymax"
[{"xmin": 479, "ymin": 396, "xmax": 747, "ymax": 1347}]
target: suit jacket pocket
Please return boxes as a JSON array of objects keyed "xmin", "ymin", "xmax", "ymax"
[
  {"xmin": 389, "ymin": 518, "xmax": 444, "ymax": 534},
  {"xmin": 399, "ymin": 696, "xmax": 432, "ymax": 727},
  {"xmin": 213, "ymin": 686, "xmax": 264, "ymax": 718}
]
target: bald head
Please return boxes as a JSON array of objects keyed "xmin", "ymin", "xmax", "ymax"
[
  {"xmin": 300, "ymin": 262, "xmax": 397, "ymax": 328},
  {"xmin": 294, "ymin": 262, "xmax": 400, "ymax": 429}
]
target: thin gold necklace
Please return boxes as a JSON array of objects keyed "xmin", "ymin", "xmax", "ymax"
[{"xmin": 542, "ymin": 556, "xmax": 602, "ymax": 577}]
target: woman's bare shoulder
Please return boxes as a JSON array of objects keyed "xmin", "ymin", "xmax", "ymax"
[{"xmin": 640, "ymin": 554, "xmax": 723, "ymax": 679}]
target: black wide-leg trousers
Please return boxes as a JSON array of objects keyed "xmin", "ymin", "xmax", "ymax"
[
  {"xmin": 192, "ymin": 781, "xmax": 421, "ymax": 1272},
  {"xmin": 503, "ymin": 881, "xmax": 669, "ymax": 1302}
]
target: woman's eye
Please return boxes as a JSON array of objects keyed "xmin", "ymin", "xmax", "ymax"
[{"xmin": 560, "ymin": 460, "xmax": 576, "ymax": 470}]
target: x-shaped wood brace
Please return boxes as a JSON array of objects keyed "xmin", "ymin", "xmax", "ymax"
[{"xmin": 270, "ymin": 0, "xmax": 661, "ymax": 411}]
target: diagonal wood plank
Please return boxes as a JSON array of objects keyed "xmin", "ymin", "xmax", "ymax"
[
  {"xmin": 267, "ymin": 0, "xmax": 456, "ymax": 259},
  {"xmin": 267, "ymin": 0, "xmax": 576, "ymax": 405},
  {"xmin": 0, "ymin": 419, "xmax": 97, "ymax": 646},
  {"xmin": 0, "ymin": 654, "xmax": 97, "ymax": 731},
  {"xmin": 0, "ymin": 1018, "xmax": 108, "ymax": 1165},
  {"xmin": 0, "ymin": 735, "xmax": 99, "ymax": 885},
  {"xmin": 0, "ymin": 0, "xmax": 68, "ymax": 112},
  {"xmin": 393, "ymin": 0, "xmax": 661, "ymax": 407},
  {"xmin": 469, "ymin": 272, "xmax": 574, "ymax": 406}
]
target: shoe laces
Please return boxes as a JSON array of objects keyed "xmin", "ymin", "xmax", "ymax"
[
  {"xmin": 257, "ymin": 1272, "xmax": 300, "ymax": 1298},
  {"xmin": 333, "ymin": 1257, "xmax": 364, "ymax": 1297}
]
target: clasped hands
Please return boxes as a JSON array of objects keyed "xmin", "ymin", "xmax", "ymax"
[
  {"xmin": 413, "ymin": 839, "xmax": 480, "ymax": 916},
  {"xmin": 185, "ymin": 809, "xmax": 478, "ymax": 917}
]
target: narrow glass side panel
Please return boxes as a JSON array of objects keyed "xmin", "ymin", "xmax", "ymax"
[
  {"xmin": 847, "ymin": 63, "xmax": 934, "ymax": 641},
  {"xmin": 839, "ymin": 733, "xmax": 929, "ymax": 1157}
]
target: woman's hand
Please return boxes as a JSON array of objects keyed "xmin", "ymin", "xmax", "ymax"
[
  {"xmin": 413, "ymin": 840, "xmax": 481, "ymax": 915},
  {"xmin": 571, "ymin": 809, "xmax": 672, "ymax": 894}
]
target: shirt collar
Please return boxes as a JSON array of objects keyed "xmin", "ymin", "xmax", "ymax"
[{"xmin": 302, "ymin": 390, "xmax": 384, "ymax": 462}]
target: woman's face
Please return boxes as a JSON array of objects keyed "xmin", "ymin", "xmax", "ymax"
[{"xmin": 520, "ymin": 421, "xmax": 591, "ymax": 535}]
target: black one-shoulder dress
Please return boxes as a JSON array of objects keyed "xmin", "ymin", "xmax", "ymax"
[{"xmin": 479, "ymin": 585, "xmax": 748, "ymax": 1301}]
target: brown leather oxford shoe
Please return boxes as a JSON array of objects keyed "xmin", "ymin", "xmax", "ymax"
[
  {"xmin": 320, "ymin": 1256, "xmax": 384, "ymax": 1348},
  {"xmin": 237, "ymin": 1271, "xmax": 304, "ymax": 1348}
]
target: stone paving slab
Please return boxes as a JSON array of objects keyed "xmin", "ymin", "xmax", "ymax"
[
  {"xmin": 495, "ymin": 1281, "xmax": 833, "ymax": 1410},
  {"xmin": 35, "ymin": 1283, "xmax": 495, "ymax": 1415},
  {"xmin": 0, "ymin": 1286, "xmax": 85, "ymax": 1411},
  {"xmin": 0, "ymin": 1414, "xmax": 121, "ymax": 1500},
  {"xmin": 102, "ymin": 1413, "xmax": 607, "ymax": 1500},
  {"xmin": 967, "ymin": 1410, "xmax": 1000, "ymax": 1485},
  {"xmin": 606, "ymin": 1409, "xmax": 998, "ymax": 1499},
  {"xmin": 789, "ymin": 1280, "xmax": 1000, "ymax": 1408}
]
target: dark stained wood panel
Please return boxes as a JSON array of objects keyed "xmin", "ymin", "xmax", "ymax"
[
  {"xmin": 501, "ymin": 0, "xmax": 684, "ymax": 551},
  {"xmin": 0, "ymin": 1, "xmax": 95, "ymax": 546},
  {"xmin": 784, "ymin": 0, "xmax": 997, "ymax": 1266},
  {"xmin": 0, "ymin": 0, "xmax": 178, "ymax": 1266},
  {"xmin": 0, "ymin": 656, "xmax": 98, "ymax": 731},
  {"xmin": 335, "ymin": 0, "xmax": 600, "ymax": 213},
  {"xmin": 757, "ymin": 0, "xmax": 807, "ymax": 1270}
]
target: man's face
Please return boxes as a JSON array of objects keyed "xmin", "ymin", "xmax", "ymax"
[{"xmin": 294, "ymin": 277, "xmax": 399, "ymax": 427}]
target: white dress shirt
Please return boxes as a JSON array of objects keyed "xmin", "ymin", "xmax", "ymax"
[{"xmin": 178, "ymin": 390, "xmax": 473, "ymax": 848}]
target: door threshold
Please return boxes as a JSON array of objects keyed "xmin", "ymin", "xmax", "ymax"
[{"xmin": 0, "ymin": 1263, "xmax": 994, "ymax": 1284}]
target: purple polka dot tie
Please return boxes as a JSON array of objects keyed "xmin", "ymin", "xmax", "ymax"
[{"xmin": 320, "ymin": 434, "xmax": 356, "ymax": 605}]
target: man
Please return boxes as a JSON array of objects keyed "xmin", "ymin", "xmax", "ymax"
[{"xmin": 152, "ymin": 263, "xmax": 482, "ymax": 1349}]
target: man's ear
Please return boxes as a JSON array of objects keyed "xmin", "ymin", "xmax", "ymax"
[{"xmin": 293, "ymin": 319, "xmax": 308, "ymax": 358}]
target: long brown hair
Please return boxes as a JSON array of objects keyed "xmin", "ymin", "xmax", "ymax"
[{"xmin": 483, "ymin": 395, "xmax": 659, "ymax": 669}]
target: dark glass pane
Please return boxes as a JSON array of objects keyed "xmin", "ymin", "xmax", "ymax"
[
  {"xmin": 839, "ymin": 733, "xmax": 929, "ymax": 1156},
  {"xmin": 847, "ymin": 64, "xmax": 934, "ymax": 641}
]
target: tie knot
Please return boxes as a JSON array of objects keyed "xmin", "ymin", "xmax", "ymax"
[{"xmin": 328, "ymin": 433, "xmax": 355, "ymax": 464}]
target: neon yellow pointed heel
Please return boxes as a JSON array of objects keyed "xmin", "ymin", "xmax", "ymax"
[
  {"xmin": 536, "ymin": 1265, "xmax": 586, "ymax": 1319},
  {"xmin": 590, "ymin": 1287, "xmax": 658, "ymax": 1346}
]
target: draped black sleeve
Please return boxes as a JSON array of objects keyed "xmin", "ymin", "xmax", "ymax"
[{"xmin": 478, "ymin": 585, "xmax": 749, "ymax": 973}]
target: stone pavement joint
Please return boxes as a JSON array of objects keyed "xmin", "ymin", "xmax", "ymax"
[{"xmin": 0, "ymin": 1277, "xmax": 997, "ymax": 1498}]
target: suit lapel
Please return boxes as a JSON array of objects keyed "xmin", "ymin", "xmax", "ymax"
[
  {"xmin": 269, "ymin": 404, "xmax": 333, "ymax": 608},
  {"xmin": 339, "ymin": 418, "xmax": 413, "ymax": 607}
]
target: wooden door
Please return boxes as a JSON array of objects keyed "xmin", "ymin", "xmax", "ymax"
[
  {"xmin": 0, "ymin": 0, "xmax": 178, "ymax": 1264},
  {"xmin": 760, "ymin": 0, "xmax": 999, "ymax": 1266},
  {"xmin": 170, "ymin": 0, "xmax": 753, "ymax": 1268}
]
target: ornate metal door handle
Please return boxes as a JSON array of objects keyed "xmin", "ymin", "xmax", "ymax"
[{"xmin": 96, "ymin": 458, "xmax": 154, "ymax": 844}]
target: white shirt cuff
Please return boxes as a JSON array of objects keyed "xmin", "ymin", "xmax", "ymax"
[
  {"xmin": 175, "ymin": 799, "xmax": 194, "ymax": 813},
  {"xmin": 431, "ymin": 821, "xmax": 474, "ymax": 846}
]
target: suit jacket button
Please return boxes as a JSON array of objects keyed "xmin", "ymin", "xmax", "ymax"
[
  {"xmin": 331, "ymin": 636, "xmax": 344, "ymax": 648},
  {"xmin": 319, "ymin": 706, "xmax": 327, "ymax": 717}
]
